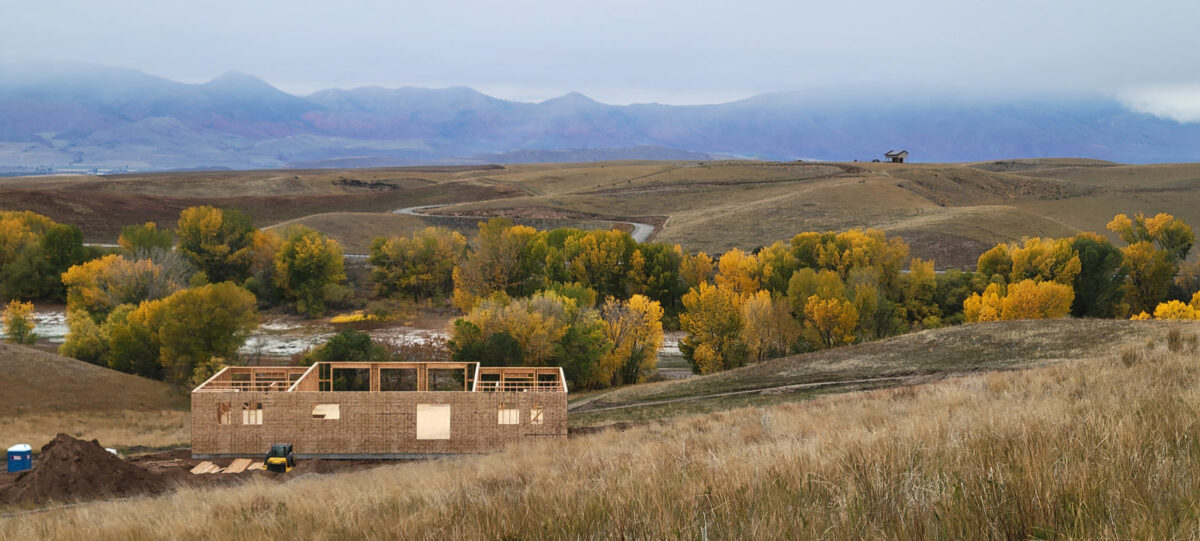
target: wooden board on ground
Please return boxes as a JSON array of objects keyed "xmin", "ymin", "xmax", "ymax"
[
  {"xmin": 224, "ymin": 458, "xmax": 251, "ymax": 474},
  {"xmin": 189, "ymin": 461, "xmax": 214, "ymax": 475},
  {"xmin": 247, "ymin": 462, "xmax": 265, "ymax": 471}
]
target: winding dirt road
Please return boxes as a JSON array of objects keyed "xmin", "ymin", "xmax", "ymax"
[{"xmin": 393, "ymin": 204, "xmax": 656, "ymax": 243}]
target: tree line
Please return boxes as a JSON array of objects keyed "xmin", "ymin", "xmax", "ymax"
[{"xmin": 4, "ymin": 208, "xmax": 1199, "ymax": 390}]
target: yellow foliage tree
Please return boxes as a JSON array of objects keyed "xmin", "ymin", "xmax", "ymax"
[
  {"xmin": 600, "ymin": 294, "xmax": 665, "ymax": 385},
  {"xmin": 679, "ymin": 282, "xmax": 746, "ymax": 374},
  {"xmin": 2, "ymin": 300, "xmax": 37, "ymax": 344},
  {"xmin": 369, "ymin": 227, "xmax": 467, "ymax": 300},
  {"xmin": 741, "ymin": 290, "xmax": 800, "ymax": 361},
  {"xmin": 1119, "ymin": 241, "xmax": 1176, "ymax": 315},
  {"xmin": 802, "ymin": 295, "xmax": 858, "ymax": 349},
  {"xmin": 61, "ymin": 254, "xmax": 183, "ymax": 321},
  {"xmin": 176, "ymin": 206, "xmax": 257, "ymax": 283},
  {"xmin": 273, "ymin": 226, "xmax": 346, "ymax": 317},
  {"xmin": 1152, "ymin": 300, "xmax": 1200, "ymax": 320},
  {"xmin": 754, "ymin": 241, "xmax": 798, "ymax": 294},
  {"xmin": 715, "ymin": 248, "xmax": 761, "ymax": 297},
  {"xmin": 1008, "ymin": 237, "xmax": 1081, "ymax": 285},
  {"xmin": 679, "ymin": 251, "xmax": 714, "ymax": 288},
  {"xmin": 963, "ymin": 283, "xmax": 1005, "ymax": 323},
  {"xmin": 999, "ymin": 279, "xmax": 1074, "ymax": 321}
]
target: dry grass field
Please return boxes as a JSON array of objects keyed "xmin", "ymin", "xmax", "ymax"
[
  {"xmin": 5, "ymin": 320, "xmax": 1200, "ymax": 539},
  {"xmin": 6, "ymin": 158, "xmax": 1200, "ymax": 267},
  {"xmin": 0, "ymin": 343, "xmax": 189, "ymax": 451}
]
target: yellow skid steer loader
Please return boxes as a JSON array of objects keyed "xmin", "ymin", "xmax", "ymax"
[{"xmin": 265, "ymin": 443, "xmax": 295, "ymax": 473}]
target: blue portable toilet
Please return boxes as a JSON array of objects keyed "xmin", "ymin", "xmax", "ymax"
[{"xmin": 7, "ymin": 444, "xmax": 32, "ymax": 473}]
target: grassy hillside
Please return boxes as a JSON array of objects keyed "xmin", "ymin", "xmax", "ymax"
[
  {"xmin": 0, "ymin": 343, "xmax": 188, "ymax": 450},
  {"xmin": 6, "ymin": 320, "xmax": 1200, "ymax": 538},
  {"xmin": 8, "ymin": 159, "xmax": 1200, "ymax": 267},
  {"xmin": 569, "ymin": 319, "xmax": 1174, "ymax": 426}
]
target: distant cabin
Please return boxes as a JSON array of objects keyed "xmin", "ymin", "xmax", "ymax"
[{"xmin": 884, "ymin": 150, "xmax": 908, "ymax": 163}]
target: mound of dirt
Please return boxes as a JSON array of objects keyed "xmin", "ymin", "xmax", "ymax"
[{"xmin": 0, "ymin": 434, "xmax": 168, "ymax": 506}]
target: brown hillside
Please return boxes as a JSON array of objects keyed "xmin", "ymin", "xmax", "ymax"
[
  {"xmin": 7, "ymin": 159, "xmax": 1200, "ymax": 267},
  {"xmin": 0, "ymin": 343, "xmax": 184, "ymax": 415}
]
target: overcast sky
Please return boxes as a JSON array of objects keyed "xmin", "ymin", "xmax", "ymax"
[{"xmin": 3, "ymin": 0, "xmax": 1200, "ymax": 115}]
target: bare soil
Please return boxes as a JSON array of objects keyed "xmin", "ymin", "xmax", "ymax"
[{"xmin": 0, "ymin": 434, "xmax": 407, "ymax": 511}]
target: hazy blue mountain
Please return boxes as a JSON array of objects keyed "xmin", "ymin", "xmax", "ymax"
[{"xmin": 1, "ymin": 63, "xmax": 1198, "ymax": 171}]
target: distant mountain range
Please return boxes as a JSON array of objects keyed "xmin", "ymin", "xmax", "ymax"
[{"xmin": 2, "ymin": 63, "xmax": 1199, "ymax": 171}]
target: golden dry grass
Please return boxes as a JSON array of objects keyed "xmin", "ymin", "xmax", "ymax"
[
  {"xmin": 7, "ymin": 323, "xmax": 1200, "ymax": 538},
  {"xmin": 0, "ymin": 411, "xmax": 189, "ymax": 451}
]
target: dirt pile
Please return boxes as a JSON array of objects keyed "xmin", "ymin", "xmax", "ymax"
[{"xmin": 0, "ymin": 434, "xmax": 168, "ymax": 506}]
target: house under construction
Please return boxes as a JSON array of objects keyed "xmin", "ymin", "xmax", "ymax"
[{"xmin": 191, "ymin": 362, "xmax": 567, "ymax": 459}]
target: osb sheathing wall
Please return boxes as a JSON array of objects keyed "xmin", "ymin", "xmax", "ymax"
[{"xmin": 191, "ymin": 391, "xmax": 567, "ymax": 458}]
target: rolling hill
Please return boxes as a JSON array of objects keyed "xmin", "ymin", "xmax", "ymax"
[{"xmin": 6, "ymin": 158, "xmax": 1200, "ymax": 267}]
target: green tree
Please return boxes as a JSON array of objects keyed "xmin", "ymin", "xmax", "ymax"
[
  {"xmin": 303, "ymin": 329, "xmax": 389, "ymax": 365},
  {"xmin": 1069, "ymin": 232, "xmax": 1126, "ymax": 317},
  {"xmin": 625, "ymin": 242, "xmax": 688, "ymax": 324},
  {"xmin": 176, "ymin": 206, "xmax": 257, "ymax": 283},
  {"xmin": 273, "ymin": 226, "xmax": 346, "ymax": 317},
  {"xmin": 156, "ymin": 282, "xmax": 258, "ymax": 386},
  {"xmin": 119, "ymin": 222, "xmax": 174, "ymax": 254},
  {"xmin": 59, "ymin": 309, "xmax": 109, "ymax": 365}
]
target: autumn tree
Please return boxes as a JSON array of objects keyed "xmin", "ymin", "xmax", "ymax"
[
  {"xmin": 1152, "ymin": 300, "xmax": 1199, "ymax": 320},
  {"xmin": 58, "ymin": 308, "xmax": 108, "ymax": 365},
  {"xmin": 1008, "ymin": 237, "xmax": 1081, "ymax": 285},
  {"xmin": 679, "ymin": 282, "xmax": 746, "ymax": 374},
  {"xmin": 963, "ymin": 283, "xmax": 1005, "ymax": 323},
  {"xmin": 999, "ymin": 279, "xmax": 1074, "ymax": 320},
  {"xmin": 899, "ymin": 258, "xmax": 942, "ymax": 329},
  {"xmin": 715, "ymin": 248, "xmax": 761, "ymax": 297},
  {"xmin": 976, "ymin": 243, "xmax": 1013, "ymax": 280},
  {"xmin": 1109, "ymin": 213, "xmax": 1195, "ymax": 313},
  {"xmin": 755, "ymin": 241, "xmax": 799, "ymax": 295},
  {"xmin": 679, "ymin": 250, "xmax": 715, "ymax": 288},
  {"xmin": 176, "ymin": 206, "xmax": 257, "ymax": 283},
  {"xmin": 61, "ymin": 254, "xmax": 185, "ymax": 321},
  {"xmin": 2, "ymin": 300, "xmax": 37, "ymax": 344},
  {"xmin": 0, "ymin": 212, "xmax": 86, "ymax": 301},
  {"xmin": 562, "ymin": 229, "xmax": 637, "ymax": 300},
  {"xmin": 1118, "ymin": 240, "xmax": 1176, "ymax": 315},
  {"xmin": 449, "ymin": 290, "xmax": 612, "ymax": 388},
  {"xmin": 273, "ymin": 226, "xmax": 346, "ymax": 317},
  {"xmin": 118, "ymin": 222, "xmax": 174, "ymax": 254},
  {"xmin": 600, "ymin": 295, "xmax": 665, "ymax": 385},
  {"xmin": 787, "ymin": 268, "xmax": 847, "ymax": 314},
  {"xmin": 452, "ymin": 219, "xmax": 540, "ymax": 311},
  {"xmin": 369, "ymin": 227, "xmax": 467, "ymax": 301},
  {"xmin": 802, "ymin": 296, "xmax": 859, "ymax": 349},
  {"xmin": 740, "ymin": 290, "xmax": 800, "ymax": 361},
  {"xmin": 1108, "ymin": 212, "xmax": 1194, "ymax": 263}
]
